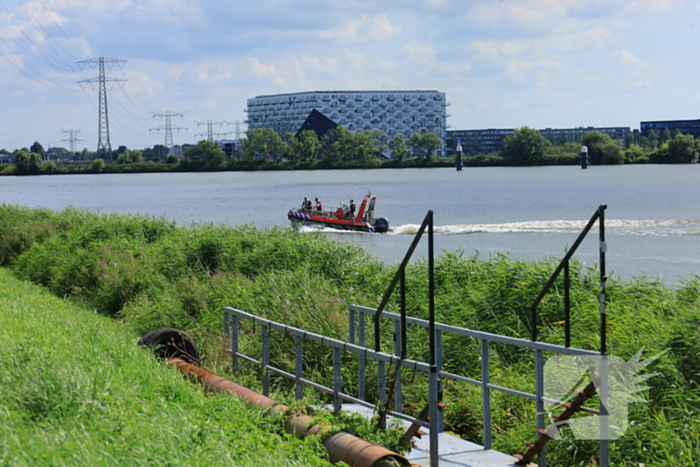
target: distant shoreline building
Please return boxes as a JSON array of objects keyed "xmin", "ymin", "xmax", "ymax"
[
  {"xmin": 448, "ymin": 126, "xmax": 630, "ymax": 154},
  {"xmin": 640, "ymin": 119, "xmax": 700, "ymax": 139},
  {"xmin": 246, "ymin": 90, "xmax": 448, "ymax": 153}
]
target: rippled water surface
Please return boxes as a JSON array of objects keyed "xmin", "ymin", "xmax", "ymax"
[{"xmin": 2, "ymin": 165, "xmax": 699, "ymax": 283}]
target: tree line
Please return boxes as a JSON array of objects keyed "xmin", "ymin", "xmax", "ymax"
[
  {"xmin": 470, "ymin": 127, "xmax": 700, "ymax": 167},
  {"xmin": 2, "ymin": 126, "xmax": 699, "ymax": 176}
]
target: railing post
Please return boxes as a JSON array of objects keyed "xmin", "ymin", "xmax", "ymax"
[
  {"xmin": 429, "ymin": 364, "xmax": 439, "ymax": 466},
  {"xmin": 600, "ymin": 355, "xmax": 610, "ymax": 467},
  {"xmin": 427, "ymin": 211, "xmax": 440, "ymax": 466},
  {"xmin": 333, "ymin": 347, "xmax": 342, "ymax": 413},
  {"xmin": 480, "ymin": 339, "xmax": 492, "ymax": 449},
  {"xmin": 599, "ymin": 204, "xmax": 609, "ymax": 467},
  {"xmin": 436, "ymin": 329, "xmax": 444, "ymax": 432},
  {"xmin": 535, "ymin": 349, "xmax": 546, "ymax": 467},
  {"xmin": 378, "ymin": 360, "xmax": 386, "ymax": 429},
  {"xmin": 349, "ymin": 308, "xmax": 355, "ymax": 346},
  {"xmin": 359, "ymin": 312, "xmax": 366, "ymax": 401},
  {"xmin": 565, "ymin": 260, "xmax": 571, "ymax": 347},
  {"xmin": 295, "ymin": 335, "xmax": 303, "ymax": 400},
  {"xmin": 393, "ymin": 320, "xmax": 403, "ymax": 413},
  {"xmin": 232, "ymin": 314, "xmax": 239, "ymax": 374},
  {"xmin": 262, "ymin": 324, "xmax": 270, "ymax": 396}
]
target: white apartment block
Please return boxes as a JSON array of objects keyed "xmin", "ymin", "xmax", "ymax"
[{"xmin": 246, "ymin": 90, "xmax": 448, "ymax": 147}]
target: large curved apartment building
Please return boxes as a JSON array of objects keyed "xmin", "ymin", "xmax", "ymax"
[{"xmin": 246, "ymin": 90, "xmax": 448, "ymax": 146}]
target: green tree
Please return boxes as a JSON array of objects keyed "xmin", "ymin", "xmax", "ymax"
[
  {"xmin": 667, "ymin": 133, "xmax": 699, "ymax": 163},
  {"xmin": 29, "ymin": 142, "xmax": 46, "ymax": 159},
  {"xmin": 407, "ymin": 132, "xmax": 442, "ymax": 162},
  {"xmin": 117, "ymin": 149, "xmax": 143, "ymax": 164},
  {"xmin": 499, "ymin": 127, "xmax": 548, "ymax": 166},
  {"xmin": 333, "ymin": 128, "xmax": 379, "ymax": 161},
  {"xmin": 14, "ymin": 151, "xmax": 43, "ymax": 175},
  {"xmin": 47, "ymin": 147, "xmax": 69, "ymax": 160},
  {"xmin": 580, "ymin": 131, "xmax": 613, "ymax": 165},
  {"xmin": 185, "ymin": 140, "xmax": 226, "ymax": 169},
  {"xmin": 242, "ymin": 128, "xmax": 286, "ymax": 162},
  {"xmin": 555, "ymin": 132, "xmax": 568, "ymax": 147},
  {"xmin": 298, "ymin": 130, "xmax": 321, "ymax": 163},
  {"xmin": 388, "ymin": 135, "xmax": 409, "ymax": 161},
  {"xmin": 647, "ymin": 129, "xmax": 659, "ymax": 149},
  {"xmin": 661, "ymin": 127, "xmax": 672, "ymax": 143},
  {"xmin": 90, "ymin": 158, "xmax": 105, "ymax": 173},
  {"xmin": 601, "ymin": 140, "xmax": 624, "ymax": 164}
]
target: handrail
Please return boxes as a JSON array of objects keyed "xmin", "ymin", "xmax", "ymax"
[
  {"xmin": 529, "ymin": 205, "xmax": 607, "ymax": 350},
  {"xmin": 373, "ymin": 210, "xmax": 433, "ymax": 354}
]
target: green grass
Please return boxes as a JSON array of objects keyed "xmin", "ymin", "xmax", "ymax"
[
  {"xmin": 0, "ymin": 268, "xmax": 333, "ymax": 466},
  {"xmin": 1, "ymin": 203, "xmax": 699, "ymax": 466}
]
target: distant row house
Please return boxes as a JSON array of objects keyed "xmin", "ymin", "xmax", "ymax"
[{"xmin": 447, "ymin": 126, "xmax": 631, "ymax": 155}]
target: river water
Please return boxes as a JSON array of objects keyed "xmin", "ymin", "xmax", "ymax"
[{"xmin": 2, "ymin": 165, "xmax": 700, "ymax": 284}]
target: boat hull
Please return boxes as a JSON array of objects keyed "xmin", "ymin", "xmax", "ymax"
[{"xmin": 288, "ymin": 210, "xmax": 376, "ymax": 232}]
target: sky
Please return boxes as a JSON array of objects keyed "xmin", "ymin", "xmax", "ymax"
[{"xmin": 1, "ymin": 0, "xmax": 699, "ymax": 152}]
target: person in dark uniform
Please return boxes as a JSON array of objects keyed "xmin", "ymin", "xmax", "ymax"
[
  {"xmin": 301, "ymin": 197, "xmax": 312, "ymax": 211},
  {"xmin": 346, "ymin": 199, "xmax": 356, "ymax": 219}
]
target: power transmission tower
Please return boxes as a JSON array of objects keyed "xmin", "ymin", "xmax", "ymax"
[
  {"xmin": 195, "ymin": 120, "xmax": 231, "ymax": 141},
  {"xmin": 61, "ymin": 129, "xmax": 84, "ymax": 153},
  {"xmin": 77, "ymin": 57, "xmax": 126, "ymax": 159},
  {"xmin": 232, "ymin": 120, "xmax": 246, "ymax": 140},
  {"xmin": 151, "ymin": 111, "xmax": 186, "ymax": 148}
]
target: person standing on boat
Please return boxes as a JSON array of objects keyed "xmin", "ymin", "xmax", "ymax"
[
  {"xmin": 346, "ymin": 199, "xmax": 356, "ymax": 219},
  {"xmin": 314, "ymin": 197, "xmax": 323, "ymax": 212}
]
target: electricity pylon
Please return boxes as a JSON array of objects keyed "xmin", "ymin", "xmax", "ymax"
[
  {"xmin": 77, "ymin": 57, "xmax": 126, "ymax": 158},
  {"xmin": 151, "ymin": 111, "xmax": 186, "ymax": 147},
  {"xmin": 195, "ymin": 120, "xmax": 230, "ymax": 141},
  {"xmin": 232, "ymin": 120, "xmax": 246, "ymax": 140},
  {"xmin": 61, "ymin": 129, "xmax": 83, "ymax": 154}
]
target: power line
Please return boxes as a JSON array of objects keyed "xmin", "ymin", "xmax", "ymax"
[
  {"xmin": 13, "ymin": 0, "xmax": 84, "ymax": 64},
  {"xmin": 77, "ymin": 57, "xmax": 126, "ymax": 157}
]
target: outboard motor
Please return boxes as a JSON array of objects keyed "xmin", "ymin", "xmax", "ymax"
[{"xmin": 373, "ymin": 217, "xmax": 389, "ymax": 233}]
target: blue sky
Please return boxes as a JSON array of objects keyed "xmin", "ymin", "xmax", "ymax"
[{"xmin": 1, "ymin": 0, "xmax": 699, "ymax": 151}]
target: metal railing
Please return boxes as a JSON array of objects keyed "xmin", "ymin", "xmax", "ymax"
[{"xmin": 224, "ymin": 206, "xmax": 610, "ymax": 466}]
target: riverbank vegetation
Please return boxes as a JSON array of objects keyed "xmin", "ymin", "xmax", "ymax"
[
  {"xmin": 3, "ymin": 127, "xmax": 698, "ymax": 176},
  {"xmin": 1, "ymin": 204, "xmax": 698, "ymax": 465},
  {"xmin": 0, "ymin": 268, "xmax": 343, "ymax": 466}
]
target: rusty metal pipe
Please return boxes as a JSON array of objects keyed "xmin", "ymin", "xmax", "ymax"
[{"xmin": 168, "ymin": 358, "xmax": 412, "ymax": 467}]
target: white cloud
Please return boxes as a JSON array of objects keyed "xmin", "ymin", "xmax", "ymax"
[
  {"xmin": 471, "ymin": 25, "xmax": 614, "ymax": 60},
  {"xmin": 506, "ymin": 59, "xmax": 567, "ymax": 84},
  {"xmin": 247, "ymin": 58, "xmax": 278, "ymax": 76},
  {"xmin": 371, "ymin": 60, "xmax": 395, "ymax": 71},
  {"xmin": 576, "ymin": 74, "xmax": 602, "ymax": 83},
  {"xmin": 627, "ymin": 0, "xmax": 683, "ymax": 13},
  {"xmin": 318, "ymin": 14, "xmax": 400, "ymax": 43},
  {"xmin": 624, "ymin": 79, "xmax": 653, "ymax": 91},
  {"xmin": 607, "ymin": 49, "xmax": 642, "ymax": 66},
  {"xmin": 399, "ymin": 41, "xmax": 436, "ymax": 62}
]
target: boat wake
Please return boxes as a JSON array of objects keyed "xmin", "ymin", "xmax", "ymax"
[{"xmin": 389, "ymin": 219, "xmax": 700, "ymax": 237}]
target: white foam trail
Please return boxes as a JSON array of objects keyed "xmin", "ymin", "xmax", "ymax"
[{"xmin": 388, "ymin": 219, "xmax": 700, "ymax": 237}]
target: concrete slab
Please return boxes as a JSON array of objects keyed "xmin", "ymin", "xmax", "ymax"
[{"xmin": 335, "ymin": 404, "xmax": 526, "ymax": 467}]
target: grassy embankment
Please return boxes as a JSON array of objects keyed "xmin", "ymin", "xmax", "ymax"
[
  {"xmin": 0, "ymin": 268, "xmax": 339, "ymax": 466},
  {"xmin": 1, "ymin": 203, "xmax": 699, "ymax": 466}
]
